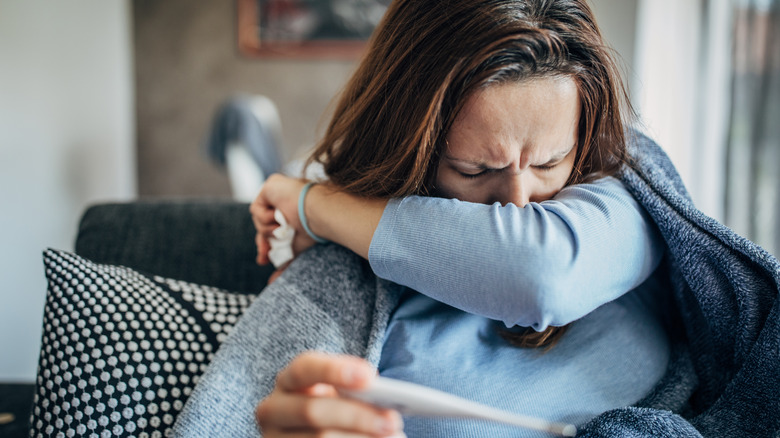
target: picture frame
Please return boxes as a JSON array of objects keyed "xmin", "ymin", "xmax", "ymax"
[{"xmin": 237, "ymin": 0, "xmax": 390, "ymax": 59}]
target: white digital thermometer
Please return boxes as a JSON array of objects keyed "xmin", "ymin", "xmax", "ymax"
[{"xmin": 340, "ymin": 377, "xmax": 577, "ymax": 437}]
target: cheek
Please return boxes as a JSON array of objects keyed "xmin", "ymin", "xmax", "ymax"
[
  {"xmin": 529, "ymin": 163, "xmax": 575, "ymax": 202},
  {"xmin": 434, "ymin": 168, "xmax": 484, "ymax": 203},
  {"xmin": 537, "ymin": 148, "xmax": 577, "ymax": 193},
  {"xmin": 433, "ymin": 167, "xmax": 461, "ymax": 198},
  {"xmin": 557, "ymin": 160, "xmax": 576, "ymax": 186},
  {"xmin": 532, "ymin": 181, "xmax": 566, "ymax": 203}
]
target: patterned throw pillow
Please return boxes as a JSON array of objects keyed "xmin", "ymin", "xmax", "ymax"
[{"xmin": 31, "ymin": 249, "xmax": 256, "ymax": 438}]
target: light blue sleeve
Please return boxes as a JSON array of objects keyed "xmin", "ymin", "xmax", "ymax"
[{"xmin": 367, "ymin": 176, "xmax": 664, "ymax": 331}]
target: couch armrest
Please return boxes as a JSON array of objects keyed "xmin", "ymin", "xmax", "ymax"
[{"xmin": 75, "ymin": 199, "xmax": 273, "ymax": 293}]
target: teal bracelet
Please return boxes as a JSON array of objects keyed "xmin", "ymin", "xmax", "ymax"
[{"xmin": 298, "ymin": 182, "xmax": 329, "ymax": 244}]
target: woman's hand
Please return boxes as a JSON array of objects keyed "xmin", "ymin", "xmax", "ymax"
[
  {"xmin": 250, "ymin": 173, "xmax": 388, "ymax": 276},
  {"xmin": 256, "ymin": 352, "xmax": 405, "ymax": 437},
  {"xmin": 250, "ymin": 174, "xmax": 316, "ymax": 268}
]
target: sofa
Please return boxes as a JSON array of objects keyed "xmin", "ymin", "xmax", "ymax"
[
  {"xmin": 28, "ymin": 172, "xmax": 780, "ymax": 437},
  {"xmin": 30, "ymin": 200, "xmax": 274, "ymax": 437}
]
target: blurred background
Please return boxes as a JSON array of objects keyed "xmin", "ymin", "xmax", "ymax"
[{"xmin": 0, "ymin": 0, "xmax": 777, "ymax": 385}]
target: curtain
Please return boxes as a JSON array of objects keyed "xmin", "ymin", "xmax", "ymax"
[{"xmin": 725, "ymin": 0, "xmax": 780, "ymax": 257}]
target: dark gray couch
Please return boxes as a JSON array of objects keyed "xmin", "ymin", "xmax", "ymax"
[{"xmin": 74, "ymin": 200, "xmax": 275, "ymax": 293}]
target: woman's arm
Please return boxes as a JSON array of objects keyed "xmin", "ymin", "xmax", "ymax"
[
  {"xmin": 368, "ymin": 177, "xmax": 664, "ymax": 330},
  {"xmin": 253, "ymin": 175, "xmax": 663, "ymax": 330}
]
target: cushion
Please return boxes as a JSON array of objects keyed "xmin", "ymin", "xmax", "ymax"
[{"xmin": 31, "ymin": 249, "xmax": 256, "ymax": 437}]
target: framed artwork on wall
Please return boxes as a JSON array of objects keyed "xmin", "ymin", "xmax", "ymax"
[{"xmin": 237, "ymin": 0, "xmax": 391, "ymax": 59}]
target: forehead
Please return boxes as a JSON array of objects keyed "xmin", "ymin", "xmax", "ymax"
[{"xmin": 446, "ymin": 77, "xmax": 579, "ymax": 161}]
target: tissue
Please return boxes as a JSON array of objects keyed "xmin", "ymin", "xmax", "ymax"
[{"xmin": 268, "ymin": 209, "xmax": 295, "ymax": 268}]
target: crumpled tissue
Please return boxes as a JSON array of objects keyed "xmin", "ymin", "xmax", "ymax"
[{"xmin": 268, "ymin": 209, "xmax": 295, "ymax": 268}]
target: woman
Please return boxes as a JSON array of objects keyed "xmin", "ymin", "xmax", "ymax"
[
  {"xmin": 250, "ymin": 0, "xmax": 669, "ymax": 436},
  {"xmin": 171, "ymin": 0, "xmax": 780, "ymax": 436}
]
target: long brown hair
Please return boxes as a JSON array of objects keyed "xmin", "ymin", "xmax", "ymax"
[{"xmin": 309, "ymin": 0, "xmax": 632, "ymax": 347}]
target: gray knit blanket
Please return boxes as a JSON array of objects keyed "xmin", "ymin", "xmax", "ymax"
[{"xmin": 172, "ymin": 133, "xmax": 780, "ymax": 437}]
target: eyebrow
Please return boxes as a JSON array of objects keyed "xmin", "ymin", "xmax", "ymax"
[
  {"xmin": 538, "ymin": 143, "xmax": 576, "ymax": 166},
  {"xmin": 443, "ymin": 156, "xmax": 503, "ymax": 170},
  {"xmin": 445, "ymin": 143, "xmax": 576, "ymax": 169}
]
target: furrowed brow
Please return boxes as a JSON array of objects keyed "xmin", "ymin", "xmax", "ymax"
[{"xmin": 444, "ymin": 155, "xmax": 508, "ymax": 170}]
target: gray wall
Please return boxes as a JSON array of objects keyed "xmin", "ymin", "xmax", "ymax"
[
  {"xmin": 134, "ymin": 0, "xmax": 638, "ymax": 197},
  {"xmin": 134, "ymin": 0, "xmax": 357, "ymax": 197}
]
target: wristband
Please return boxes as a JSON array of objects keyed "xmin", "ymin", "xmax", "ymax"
[{"xmin": 298, "ymin": 182, "xmax": 329, "ymax": 244}]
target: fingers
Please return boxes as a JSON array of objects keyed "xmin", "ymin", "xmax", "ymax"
[
  {"xmin": 251, "ymin": 203, "xmax": 277, "ymax": 232},
  {"xmin": 256, "ymin": 353, "xmax": 403, "ymax": 438},
  {"xmin": 268, "ymin": 267, "xmax": 286, "ymax": 284},
  {"xmin": 257, "ymin": 391, "xmax": 403, "ymax": 436},
  {"xmin": 256, "ymin": 233, "xmax": 271, "ymax": 265},
  {"xmin": 249, "ymin": 191, "xmax": 269, "ymax": 221},
  {"xmin": 277, "ymin": 352, "xmax": 375, "ymax": 392},
  {"xmin": 262, "ymin": 431, "xmax": 406, "ymax": 438},
  {"xmin": 252, "ymin": 198, "xmax": 277, "ymax": 266}
]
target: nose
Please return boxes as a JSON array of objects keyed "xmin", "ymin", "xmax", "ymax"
[{"xmin": 501, "ymin": 173, "xmax": 532, "ymax": 207}]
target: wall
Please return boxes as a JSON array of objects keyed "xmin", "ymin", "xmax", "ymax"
[
  {"xmin": 590, "ymin": 0, "xmax": 639, "ymax": 100},
  {"xmin": 134, "ymin": 0, "xmax": 357, "ymax": 197},
  {"xmin": 633, "ymin": 0, "xmax": 704, "ymax": 205},
  {"xmin": 0, "ymin": 0, "xmax": 135, "ymax": 382},
  {"xmin": 134, "ymin": 0, "xmax": 638, "ymax": 198},
  {"xmin": 633, "ymin": 0, "xmax": 730, "ymax": 222}
]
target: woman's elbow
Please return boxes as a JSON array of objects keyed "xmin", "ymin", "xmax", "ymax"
[{"xmin": 509, "ymin": 275, "xmax": 582, "ymax": 330}]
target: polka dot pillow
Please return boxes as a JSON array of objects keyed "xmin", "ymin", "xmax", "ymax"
[{"xmin": 32, "ymin": 249, "xmax": 256, "ymax": 437}]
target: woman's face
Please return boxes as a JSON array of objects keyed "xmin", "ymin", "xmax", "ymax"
[{"xmin": 436, "ymin": 77, "xmax": 579, "ymax": 206}]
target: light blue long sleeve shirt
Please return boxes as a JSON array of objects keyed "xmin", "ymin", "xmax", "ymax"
[
  {"xmin": 372, "ymin": 177, "xmax": 671, "ymax": 436},
  {"xmin": 368, "ymin": 176, "xmax": 665, "ymax": 331},
  {"xmin": 378, "ymin": 281, "xmax": 671, "ymax": 437}
]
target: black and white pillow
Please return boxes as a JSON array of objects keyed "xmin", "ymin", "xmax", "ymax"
[{"xmin": 31, "ymin": 249, "xmax": 256, "ymax": 437}]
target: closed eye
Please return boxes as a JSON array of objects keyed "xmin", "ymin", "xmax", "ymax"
[
  {"xmin": 458, "ymin": 169, "xmax": 490, "ymax": 179},
  {"xmin": 532, "ymin": 162, "xmax": 559, "ymax": 171},
  {"xmin": 533, "ymin": 144, "xmax": 575, "ymax": 172}
]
